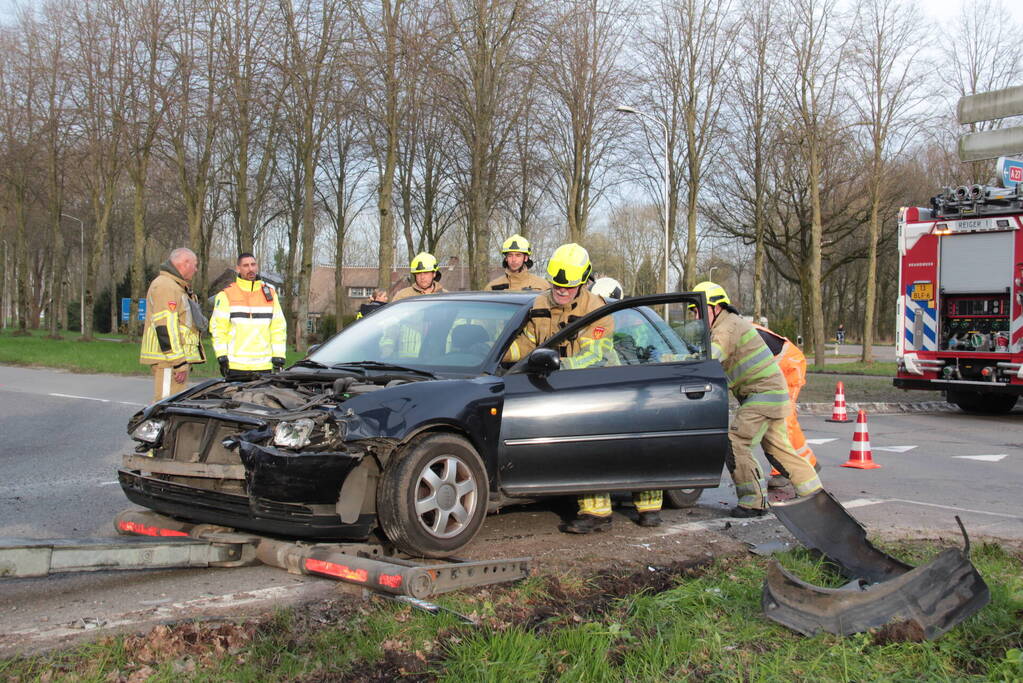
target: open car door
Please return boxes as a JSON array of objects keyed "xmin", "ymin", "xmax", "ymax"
[{"xmin": 496, "ymin": 293, "xmax": 728, "ymax": 496}]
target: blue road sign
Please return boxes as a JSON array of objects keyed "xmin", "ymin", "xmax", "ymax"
[
  {"xmin": 121, "ymin": 298, "xmax": 147, "ymax": 322},
  {"xmin": 997, "ymin": 156, "xmax": 1023, "ymax": 187}
]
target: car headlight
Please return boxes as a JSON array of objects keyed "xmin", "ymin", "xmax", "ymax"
[
  {"xmin": 132, "ymin": 419, "xmax": 165, "ymax": 444},
  {"xmin": 274, "ymin": 418, "xmax": 315, "ymax": 449}
]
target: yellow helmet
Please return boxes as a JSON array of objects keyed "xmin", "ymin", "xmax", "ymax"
[
  {"xmin": 501, "ymin": 234, "xmax": 531, "ymax": 255},
  {"xmin": 693, "ymin": 280, "xmax": 730, "ymax": 307},
  {"xmin": 409, "ymin": 252, "xmax": 440, "ymax": 274},
  {"xmin": 546, "ymin": 243, "xmax": 592, "ymax": 288}
]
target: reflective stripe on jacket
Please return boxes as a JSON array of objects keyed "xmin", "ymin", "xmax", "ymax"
[
  {"xmin": 140, "ymin": 270, "xmax": 205, "ymax": 367},
  {"xmin": 710, "ymin": 309, "xmax": 789, "ymax": 418},
  {"xmin": 210, "ymin": 277, "xmax": 286, "ymax": 371}
]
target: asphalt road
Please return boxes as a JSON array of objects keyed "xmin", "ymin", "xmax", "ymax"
[{"xmin": 0, "ymin": 366, "xmax": 1020, "ymax": 654}]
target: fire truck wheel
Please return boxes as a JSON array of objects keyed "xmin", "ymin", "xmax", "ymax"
[
  {"xmin": 377, "ymin": 432, "xmax": 489, "ymax": 558},
  {"xmin": 948, "ymin": 390, "xmax": 1018, "ymax": 414}
]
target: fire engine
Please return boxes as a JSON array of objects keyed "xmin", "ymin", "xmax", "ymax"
[{"xmin": 894, "ymin": 183, "xmax": 1023, "ymax": 413}]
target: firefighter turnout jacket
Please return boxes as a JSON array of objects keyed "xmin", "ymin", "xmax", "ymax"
[
  {"xmin": 484, "ymin": 268, "xmax": 549, "ymax": 291},
  {"xmin": 140, "ymin": 266, "xmax": 206, "ymax": 368},
  {"xmin": 503, "ymin": 288, "xmax": 616, "ymax": 368},
  {"xmin": 392, "ymin": 281, "xmax": 447, "ymax": 301},
  {"xmin": 710, "ymin": 309, "xmax": 790, "ymax": 417},
  {"xmin": 210, "ymin": 276, "xmax": 286, "ymax": 372}
]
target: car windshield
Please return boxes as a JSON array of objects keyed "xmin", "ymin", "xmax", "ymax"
[{"xmin": 307, "ymin": 298, "xmax": 522, "ymax": 375}]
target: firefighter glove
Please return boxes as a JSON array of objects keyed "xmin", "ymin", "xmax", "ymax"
[
  {"xmin": 272, "ymin": 356, "xmax": 285, "ymax": 371},
  {"xmin": 217, "ymin": 355, "xmax": 229, "ymax": 376}
]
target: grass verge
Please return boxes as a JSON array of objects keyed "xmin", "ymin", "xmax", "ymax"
[
  {"xmin": 808, "ymin": 361, "xmax": 897, "ymax": 376},
  {"xmin": 0, "ymin": 329, "xmax": 304, "ymax": 378},
  {"xmin": 2, "ymin": 541, "xmax": 1020, "ymax": 681}
]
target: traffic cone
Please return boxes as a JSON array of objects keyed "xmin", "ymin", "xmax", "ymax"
[
  {"xmin": 825, "ymin": 381, "xmax": 851, "ymax": 423},
  {"xmin": 842, "ymin": 410, "xmax": 881, "ymax": 469}
]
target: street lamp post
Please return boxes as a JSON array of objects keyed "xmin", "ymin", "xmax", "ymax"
[
  {"xmin": 616, "ymin": 105, "xmax": 670, "ymax": 321},
  {"xmin": 61, "ymin": 213, "xmax": 84, "ymax": 334}
]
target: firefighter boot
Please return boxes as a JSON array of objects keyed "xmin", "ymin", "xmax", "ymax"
[
  {"xmin": 730, "ymin": 505, "xmax": 768, "ymax": 518},
  {"xmin": 637, "ymin": 511, "xmax": 662, "ymax": 527},
  {"xmin": 563, "ymin": 514, "xmax": 612, "ymax": 534}
]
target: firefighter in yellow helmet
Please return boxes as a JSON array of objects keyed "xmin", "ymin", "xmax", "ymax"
[
  {"xmin": 393, "ymin": 252, "xmax": 447, "ymax": 301},
  {"xmin": 694, "ymin": 281, "xmax": 824, "ymax": 517},
  {"xmin": 485, "ymin": 234, "xmax": 549, "ymax": 291},
  {"xmin": 505, "ymin": 244, "xmax": 643, "ymax": 533}
]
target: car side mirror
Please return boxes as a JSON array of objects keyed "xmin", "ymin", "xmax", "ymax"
[
  {"xmin": 525, "ymin": 348, "xmax": 560, "ymax": 375},
  {"xmin": 307, "ymin": 344, "xmax": 321, "ymax": 355}
]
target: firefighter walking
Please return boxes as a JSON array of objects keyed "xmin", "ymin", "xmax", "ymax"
[
  {"xmin": 694, "ymin": 281, "xmax": 824, "ymax": 517},
  {"xmin": 210, "ymin": 253, "xmax": 287, "ymax": 381},
  {"xmin": 485, "ymin": 234, "xmax": 549, "ymax": 291},
  {"xmin": 140, "ymin": 248, "xmax": 207, "ymax": 403}
]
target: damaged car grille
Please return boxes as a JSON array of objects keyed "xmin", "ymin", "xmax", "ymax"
[{"xmin": 141, "ymin": 416, "xmax": 254, "ymax": 495}]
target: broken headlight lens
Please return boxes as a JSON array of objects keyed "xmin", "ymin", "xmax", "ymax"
[
  {"xmin": 274, "ymin": 418, "xmax": 315, "ymax": 449},
  {"xmin": 131, "ymin": 419, "xmax": 165, "ymax": 444}
]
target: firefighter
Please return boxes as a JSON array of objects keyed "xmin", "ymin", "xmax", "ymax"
[
  {"xmin": 503, "ymin": 244, "xmax": 634, "ymax": 533},
  {"xmin": 752, "ymin": 323, "xmax": 820, "ymax": 488},
  {"xmin": 140, "ymin": 247, "xmax": 207, "ymax": 403},
  {"xmin": 392, "ymin": 252, "xmax": 447, "ymax": 301},
  {"xmin": 209, "ymin": 252, "xmax": 287, "ymax": 381},
  {"xmin": 356, "ymin": 289, "xmax": 389, "ymax": 319},
  {"xmin": 694, "ymin": 281, "xmax": 823, "ymax": 517},
  {"xmin": 584, "ymin": 275, "xmax": 664, "ymax": 530},
  {"xmin": 485, "ymin": 234, "xmax": 549, "ymax": 291}
]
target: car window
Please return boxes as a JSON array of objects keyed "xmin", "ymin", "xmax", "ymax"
[
  {"xmin": 309, "ymin": 299, "xmax": 521, "ymax": 372},
  {"xmin": 609, "ymin": 303, "xmax": 707, "ymax": 366},
  {"xmin": 552, "ymin": 299, "xmax": 708, "ymax": 372}
]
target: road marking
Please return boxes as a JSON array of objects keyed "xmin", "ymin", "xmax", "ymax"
[
  {"xmin": 49, "ymin": 392, "xmax": 109, "ymax": 403},
  {"xmin": 99, "ymin": 480, "xmax": 121, "ymax": 487},
  {"xmin": 953, "ymin": 454, "xmax": 1008, "ymax": 462},
  {"xmin": 806, "ymin": 438, "xmax": 838, "ymax": 445},
  {"xmin": 885, "ymin": 497, "xmax": 1020, "ymax": 520},
  {"xmin": 873, "ymin": 446, "xmax": 917, "ymax": 453}
]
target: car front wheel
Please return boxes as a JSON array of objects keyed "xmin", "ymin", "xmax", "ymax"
[{"xmin": 377, "ymin": 432, "xmax": 489, "ymax": 558}]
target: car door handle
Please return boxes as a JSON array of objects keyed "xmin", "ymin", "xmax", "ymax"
[{"xmin": 682, "ymin": 384, "xmax": 712, "ymax": 398}]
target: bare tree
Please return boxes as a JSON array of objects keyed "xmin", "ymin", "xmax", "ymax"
[
  {"xmin": 279, "ymin": 0, "xmax": 344, "ymax": 351},
  {"xmin": 849, "ymin": 0, "xmax": 924, "ymax": 363},
  {"xmin": 778, "ymin": 0, "xmax": 846, "ymax": 364},
  {"xmin": 438, "ymin": 0, "xmax": 537, "ymax": 287},
  {"xmin": 540, "ymin": 0, "xmax": 632, "ymax": 242}
]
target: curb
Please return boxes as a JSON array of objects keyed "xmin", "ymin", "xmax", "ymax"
[{"xmin": 798, "ymin": 401, "xmax": 957, "ymax": 416}]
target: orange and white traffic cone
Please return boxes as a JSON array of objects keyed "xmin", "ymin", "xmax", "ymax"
[
  {"xmin": 842, "ymin": 410, "xmax": 881, "ymax": 469},
  {"xmin": 825, "ymin": 381, "xmax": 851, "ymax": 423}
]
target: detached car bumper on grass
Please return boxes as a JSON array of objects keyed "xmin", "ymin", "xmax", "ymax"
[{"xmin": 120, "ymin": 292, "xmax": 728, "ymax": 557}]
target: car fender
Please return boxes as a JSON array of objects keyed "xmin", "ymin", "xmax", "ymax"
[{"xmin": 339, "ymin": 375, "xmax": 505, "ymax": 480}]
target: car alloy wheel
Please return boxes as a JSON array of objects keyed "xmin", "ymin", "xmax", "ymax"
[
  {"xmin": 377, "ymin": 432, "xmax": 489, "ymax": 558},
  {"xmin": 414, "ymin": 455, "xmax": 479, "ymax": 539}
]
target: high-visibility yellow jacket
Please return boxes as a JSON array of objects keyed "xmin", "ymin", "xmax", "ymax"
[
  {"xmin": 503, "ymin": 288, "xmax": 617, "ymax": 368},
  {"xmin": 484, "ymin": 269, "xmax": 549, "ymax": 291},
  {"xmin": 210, "ymin": 277, "xmax": 287, "ymax": 371},
  {"xmin": 140, "ymin": 268, "xmax": 205, "ymax": 368},
  {"xmin": 710, "ymin": 309, "xmax": 790, "ymax": 418}
]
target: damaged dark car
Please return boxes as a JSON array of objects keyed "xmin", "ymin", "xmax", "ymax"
[{"xmin": 120, "ymin": 291, "xmax": 728, "ymax": 557}]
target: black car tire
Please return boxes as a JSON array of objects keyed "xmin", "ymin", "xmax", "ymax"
[
  {"xmin": 663, "ymin": 488, "xmax": 702, "ymax": 508},
  {"xmin": 377, "ymin": 432, "xmax": 489, "ymax": 558}
]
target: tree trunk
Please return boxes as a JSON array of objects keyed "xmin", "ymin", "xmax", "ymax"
[
  {"xmin": 130, "ymin": 164, "xmax": 148, "ymax": 341},
  {"xmin": 808, "ymin": 140, "xmax": 825, "ymax": 365}
]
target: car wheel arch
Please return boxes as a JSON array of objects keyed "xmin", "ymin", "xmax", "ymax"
[{"xmin": 397, "ymin": 423, "xmax": 496, "ymax": 483}]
